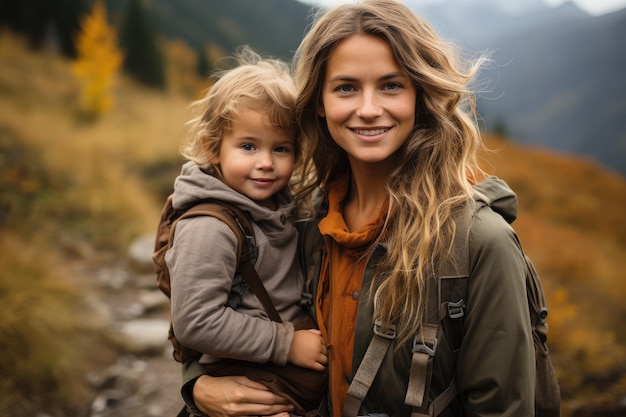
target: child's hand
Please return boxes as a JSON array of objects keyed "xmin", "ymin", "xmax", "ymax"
[{"xmin": 287, "ymin": 329, "xmax": 328, "ymax": 371}]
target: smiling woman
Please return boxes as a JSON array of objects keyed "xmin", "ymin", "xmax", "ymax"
[{"xmin": 319, "ymin": 34, "xmax": 417, "ymax": 173}]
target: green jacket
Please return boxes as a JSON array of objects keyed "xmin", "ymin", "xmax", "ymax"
[
  {"xmin": 297, "ymin": 176, "xmax": 534, "ymax": 417},
  {"xmin": 181, "ymin": 177, "xmax": 534, "ymax": 417}
]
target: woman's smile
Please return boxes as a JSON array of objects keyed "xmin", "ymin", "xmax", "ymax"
[{"xmin": 351, "ymin": 127, "xmax": 392, "ymax": 140}]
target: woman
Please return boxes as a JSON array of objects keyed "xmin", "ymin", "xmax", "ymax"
[{"xmin": 183, "ymin": 1, "xmax": 534, "ymax": 416}]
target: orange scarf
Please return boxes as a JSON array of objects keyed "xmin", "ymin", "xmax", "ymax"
[{"xmin": 316, "ymin": 174, "xmax": 387, "ymax": 417}]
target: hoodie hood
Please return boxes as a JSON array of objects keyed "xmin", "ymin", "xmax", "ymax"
[
  {"xmin": 171, "ymin": 161, "xmax": 297, "ymax": 244},
  {"xmin": 473, "ymin": 176, "xmax": 518, "ymax": 225}
]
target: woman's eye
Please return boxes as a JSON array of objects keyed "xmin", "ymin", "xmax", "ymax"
[
  {"xmin": 383, "ymin": 82, "xmax": 401, "ymax": 91},
  {"xmin": 335, "ymin": 84, "xmax": 355, "ymax": 93}
]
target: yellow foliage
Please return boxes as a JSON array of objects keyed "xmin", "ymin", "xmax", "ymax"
[
  {"xmin": 0, "ymin": 32, "xmax": 186, "ymax": 412},
  {"xmin": 0, "ymin": 30, "xmax": 188, "ymax": 250},
  {"xmin": 164, "ymin": 39, "xmax": 200, "ymax": 97},
  {"xmin": 72, "ymin": 1, "xmax": 123, "ymax": 117}
]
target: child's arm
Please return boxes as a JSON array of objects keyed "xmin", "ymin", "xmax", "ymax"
[
  {"xmin": 288, "ymin": 329, "xmax": 328, "ymax": 371},
  {"xmin": 168, "ymin": 216, "xmax": 294, "ymax": 366}
]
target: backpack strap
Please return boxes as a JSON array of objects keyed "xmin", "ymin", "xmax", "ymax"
[
  {"xmin": 239, "ymin": 259, "xmax": 282, "ymax": 323},
  {"xmin": 342, "ymin": 320, "xmax": 396, "ymax": 417},
  {"xmin": 342, "ymin": 206, "xmax": 473, "ymax": 417},
  {"xmin": 406, "ymin": 204, "xmax": 472, "ymax": 416},
  {"xmin": 178, "ymin": 202, "xmax": 252, "ymax": 264},
  {"xmin": 178, "ymin": 201, "xmax": 282, "ymax": 323}
]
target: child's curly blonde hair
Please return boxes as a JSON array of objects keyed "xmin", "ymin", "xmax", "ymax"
[{"xmin": 181, "ymin": 47, "xmax": 298, "ymax": 169}]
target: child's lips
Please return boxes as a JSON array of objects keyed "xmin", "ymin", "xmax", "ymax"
[{"xmin": 251, "ymin": 178, "xmax": 276, "ymax": 187}]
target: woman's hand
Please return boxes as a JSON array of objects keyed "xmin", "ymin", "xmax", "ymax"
[{"xmin": 193, "ymin": 374, "xmax": 295, "ymax": 417}]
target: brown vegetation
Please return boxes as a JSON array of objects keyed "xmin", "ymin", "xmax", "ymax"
[
  {"xmin": 0, "ymin": 31, "xmax": 625, "ymax": 415},
  {"xmin": 0, "ymin": 31, "xmax": 186, "ymax": 415},
  {"xmin": 481, "ymin": 135, "xmax": 626, "ymax": 413}
]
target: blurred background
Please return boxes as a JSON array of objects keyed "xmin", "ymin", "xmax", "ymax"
[{"xmin": 0, "ymin": 0, "xmax": 624, "ymax": 416}]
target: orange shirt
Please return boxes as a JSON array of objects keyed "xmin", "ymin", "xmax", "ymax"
[{"xmin": 316, "ymin": 174, "xmax": 387, "ymax": 417}]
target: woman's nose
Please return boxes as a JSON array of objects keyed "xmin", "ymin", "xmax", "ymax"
[{"xmin": 356, "ymin": 90, "xmax": 383, "ymax": 119}]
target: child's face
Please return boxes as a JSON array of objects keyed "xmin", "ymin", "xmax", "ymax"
[
  {"xmin": 318, "ymin": 34, "xmax": 416, "ymax": 172},
  {"xmin": 214, "ymin": 108, "xmax": 295, "ymax": 207}
]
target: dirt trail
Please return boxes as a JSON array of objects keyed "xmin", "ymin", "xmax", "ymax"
[{"xmin": 73, "ymin": 245, "xmax": 186, "ymax": 417}]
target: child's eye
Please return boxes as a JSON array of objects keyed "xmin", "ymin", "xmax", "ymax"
[
  {"xmin": 275, "ymin": 146, "xmax": 292, "ymax": 154},
  {"xmin": 241, "ymin": 143, "xmax": 255, "ymax": 151}
]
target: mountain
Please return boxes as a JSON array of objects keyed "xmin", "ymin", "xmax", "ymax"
[
  {"xmin": 100, "ymin": 0, "xmax": 626, "ymax": 177},
  {"xmin": 408, "ymin": 0, "xmax": 588, "ymax": 48},
  {"xmin": 475, "ymin": 8, "xmax": 626, "ymax": 177},
  {"xmin": 403, "ymin": 1, "xmax": 626, "ymax": 177},
  {"xmin": 106, "ymin": 0, "xmax": 314, "ymax": 60}
]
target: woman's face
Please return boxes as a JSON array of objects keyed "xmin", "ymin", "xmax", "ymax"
[{"xmin": 319, "ymin": 34, "xmax": 416, "ymax": 170}]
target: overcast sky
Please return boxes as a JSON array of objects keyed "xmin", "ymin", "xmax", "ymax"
[
  {"xmin": 543, "ymin": 0, "xmax": 625, "ymax": 14},
  {"xmin": 303, "ymin": 0, "xmax": 626, "ymax": 16}
]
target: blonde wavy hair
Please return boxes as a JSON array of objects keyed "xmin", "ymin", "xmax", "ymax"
[
  {"xmin": 293, "ymin": 0, "xmax": 488, "ymax": 345},
  {"xmin": 181, "ymin": 47, "xmax": 299, "ymax": 171}
]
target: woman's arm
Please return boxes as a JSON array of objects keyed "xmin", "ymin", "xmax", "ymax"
[
  {"xmin": 181, "ymin": 360, "xmax": 294, "ymax": 417},
  {"xmin": 193, "ymin": 374, "xmax": 295, "ymax": 417},
  {"xmin": 459, "ymin": 207, "xmax": 535, "ymax": 416}
]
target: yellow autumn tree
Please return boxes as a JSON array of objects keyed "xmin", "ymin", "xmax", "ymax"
[{"xmin": 72, "ymin": 1, "xmax": 123, "ymax": 118}]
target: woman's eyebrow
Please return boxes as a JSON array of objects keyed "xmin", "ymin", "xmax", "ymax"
[
  {"xmin": 327, "ymin": 72, "xmax": 407, "ymax": 83},
  {"xmin": 326, "ymin": 75, "xmax": 358, "ymax": 83}
]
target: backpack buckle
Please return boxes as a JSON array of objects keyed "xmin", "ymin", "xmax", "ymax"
[
  {"xmin": 373, "ymin": 319, "xmax": 397, "ymax": 339},
  {"xmin": 412, "ymin": 336, "xmax": 438, "ymax": 357},
  {"xmin": 447, "ymin": 299, "xmax": 465, "ymax": 319}
]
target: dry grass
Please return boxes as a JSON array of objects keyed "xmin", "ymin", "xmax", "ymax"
[
  {"xmin": 0, "ymin": 31, "xmax": 191, "ymax": 415},
  {"xmin": 1, "ymin": 30, "xmax": 626, "ymax": 416},
  {"xmin": 0, "ymin": 31, "xmax": 193, "ymax": 250},
  {"xmin": 0, "ymin": 233, "xmax": 102, "ymax": 416}
]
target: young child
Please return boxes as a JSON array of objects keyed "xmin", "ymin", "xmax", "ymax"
[{"xmin": 165, "ymin": 47, "xmax": 327, "ymax": 416}]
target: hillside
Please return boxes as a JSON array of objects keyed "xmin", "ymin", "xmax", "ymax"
[
  {"xmin": 3, "ymin": 0, "xmax": 623, "ymax": 177},
  {"xmin": 105, "ymin": 0, "xmax": 315, "ymax": 60},
  {"xmin": 482, "ymin": 136, "xmax": 626, "ymax": 314},
  {"xmin": 1, "ymin": 32, "xmax": 625, "ymax": 416}
]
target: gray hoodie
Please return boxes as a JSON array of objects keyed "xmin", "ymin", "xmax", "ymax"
[{"xmin": 166, "ymin": 161, "xmax": 304, "ymax": 366}]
